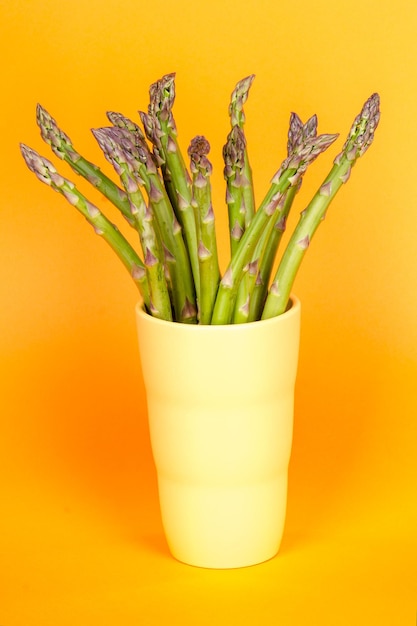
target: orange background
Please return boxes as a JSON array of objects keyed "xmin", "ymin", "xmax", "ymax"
[{"xmin": 0, "ymin": 0, "xmax": 416, "ymax": 623}]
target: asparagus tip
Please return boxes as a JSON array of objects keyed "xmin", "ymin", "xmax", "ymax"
[
  {"xmin": 36, "ymin": 103, "xmax": 74, "ymax": 160},
  {"xmin": 229, "ymin": 74, "xmax": 256, "ymax": 126},
  {"xmin": 188, "ymin": 135, "xmax": 212, "ymax": 176},
  {"xmin": 223, "ymin": 126, "xmax": 246, "ymax": 178},
  {"xmin": 231, "ymin": 74, "xmax": 255, "ymax": 101},
  {"xmin": 20, "ymin": 143, "xmax": 55, "ymax": 184},
  {"xmin": 288, "ymin": 112, "xmax": 319, "ymax": 155},
  {"xmin": 338, "ymin": 93, "xmax": 381, "ymax": 161},
  {"xmin": 106, "ymin": 110, "xmax": 145, "ymax": 139},
  {"xmin": 188, "ymin": 135, "xmax": 210, "ymax": 158},
  {"xmin": 149, "ymin": 72, "xmax": 177, "ymax": 119}
]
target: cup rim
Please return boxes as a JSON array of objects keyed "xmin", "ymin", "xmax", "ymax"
[{"xmin": 135, "ymin": 295, "xmax": 300, "ymax": 331}]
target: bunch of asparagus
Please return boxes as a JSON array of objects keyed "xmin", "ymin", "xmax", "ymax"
[{"xmin": 20, "ymin": 74, "xmax": 380, "ymax": 324}]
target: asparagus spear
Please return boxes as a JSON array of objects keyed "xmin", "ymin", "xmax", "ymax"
[
  {"xmin": 223, "ymin": 126, "xmax": 248, "ymax": 256},
  {"xmin": 188, "ymin": 136, "xmax": 220, "ymax": 324},
  {"xmin": 19, "ymin": 144, "xmax": 151, "ymax": 308},
  {"xmin": 211, "ymin": 130, "xmax": 339, "ymax": 325},
  {"xmin": 244, "ymin": 184, "xmax": 299, "ymax": 322},
  {"xmin": 92, "ymin": 128, "xmax": 173, "ymax": 321},
  {"xmin": 139, "ymin": 73, "xmax": 200, "ymax": 297},
  {"xmin": 102, "ymin": 116, "xmax": 197, "ymax": 323},
  {"xmin": 232, "ymin": 190, "xmax": 291, "ymax": 324},
  {"xmin": 262, "ymin": 93, "xmax": 381, "ymax": 319},
  {"xmin": 36, "ymin": 105, "xmax": 134, "ymax": 226},
  {"xmin": 229, "ymin": 75, "xmax": 256, "ymax": 226},
  {"xmin": 242, "ymin": 113, "xmax": 319, "ymax": 322}
]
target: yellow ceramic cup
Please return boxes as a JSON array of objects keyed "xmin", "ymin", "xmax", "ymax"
[{"xmin": 136, "ymin": 296, "xmax": 301, "ymax": 569}]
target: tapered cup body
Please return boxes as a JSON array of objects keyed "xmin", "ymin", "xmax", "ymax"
[{"xmin": 136, "ymin": 297, "xmax": 301, "ymax": 568}]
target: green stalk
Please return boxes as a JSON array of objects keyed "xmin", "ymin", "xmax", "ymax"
[
  {"xmin": 231, "ymin": 257, "xmax": 260, "ymax": 323},
  {"xmin": 188, "ymin": 136, "xmax": 220, "ymax": 324},
  {"xmin": 36, "ymin": 105, "xmax": 135, "ymax": 226},
  {"xmin": 233, "ymin": 186, "xmax": 297, "ymax": 324},
  {"xmin": 211, "ymin": 131, "xmax": 339, "ymax": 324},
  {"xmin": 246, "ymin": 184, "xmax": 299, "ymax": 321},
  {"xmin": 105, "ymin": 114, "xmax": 197, "ymax": 322},
  {"xmin": 262, "ymin": 93, "xmax": 381, "ymax": 319},
  {"xmin": 243, "ymin": 112, "xmax": 319, "ymax": 321},
  {"xmin": 19, "ymin": 144, "xmax": 151, "ymax": 308},
  {"xmin": 92, "ymin": 128, "xmax": 173, "ymax": 321},
  {"xmin": 229, "ymin": 75, "xmax": 256, "ymax": 226},
  {"xmin": 140, "ymin": 73, "xmax": 200, "ymax": 298}
]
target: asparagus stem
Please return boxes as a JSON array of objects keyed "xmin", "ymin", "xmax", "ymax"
[
  {"xmin": 36, "ymin": 105, "xmax": 135, "ymax": 226},
  {"xmin": 262, "ymin": 93, "xmax": 381, "ymax": 319},
  {"xmin": 188, "ymin": 136, "xmax": 220, "ymax": 324},
  {"xmin": 19, "ymin": 144, "xmax": 151, "ymax": 307},
  {"xmin": 211, "ymin": 131, "xmax": 339, "ymax": 324},
  {"xmin": 233, "ymin": 181, "xmax": 302, "ymax": 323},
  {"xmin": 229, "ymin": 75, "xmax": 256, "ymax": 226},
  {"xmin": 223, "ymin": 126, "xmax": 248, "ymax": 256},
  {"xmin": 231, "ymin": 257, "xmax": 260, "ymax": 323},
  {"xmin": 140, "ymin": 73, "xmax": 200, "ymax": 298},
  {"xmin": 243, "ymin": 112, "xmax": 318, "ymax": 321},
  {"xmin": 105, "ymin": 114, "xmax": 197, "ymax": 322},
  {"xmin": 246, "ymin": 184, "xmax": 299, "ymax": 321},
  {"xmin": 92, "ymin": 128, "xmax": 173, "ymax": 321}
]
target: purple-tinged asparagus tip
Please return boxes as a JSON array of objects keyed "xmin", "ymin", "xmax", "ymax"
[
  {"xmin": 149, "ymin": 73, "xmax": 176, "ymax": 122},
  {"xmin": 304, "ymin": 114, "xmax": 318, "ymax": 140},
  {"xmin": 20, "ymin": 143, "xmax": 56, "ymax": 185},
  {"xmin": 188, "ymin": 135, "xmax": 212, "ymax": 177},
  {"xmin": 287, "ymin": 113, "xmax": 304, "ymax": 155},
  {"xmin": 356, "ymin": 92, "xmax": 380, "ymax": 156},
  {"xmin": 92, "ymin": 126, "xmax": 138, "ymax": 175},
  {"xmin": 106, "ymin": 111, "xmax": 145, "ymax": 139},
  {"xmin": 223, "ymin": 126, "xmax": 246, "ymax": 177},
  {"xmin": 138, "ymin": 111, "xmax": 154, "ymax": 141},
  {"xmin": 288, "ymin": 113, "xmax": 318, "ymax": 155},
  {"xmin": 337, "ymin": 93, "xmax": 381, "ymax": 162},
  {"xmin": 229, "ymin": 75, "xmax": 255, "ymax": 126},
  {"xmin": 231, "ymin": 75, "xmax": 255, "ymax": 104},
  {"xmin": 36, "ymin": 104, "xmax": 78, "ymax": 162},
  {"xmin": 188, "ymin": 135, "xmax": 210, "ymax": 158}
]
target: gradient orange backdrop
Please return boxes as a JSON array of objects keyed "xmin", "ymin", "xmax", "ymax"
[{"xmin": 0, "ymin": 0, "xmax": 416, "ymax": 624}]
